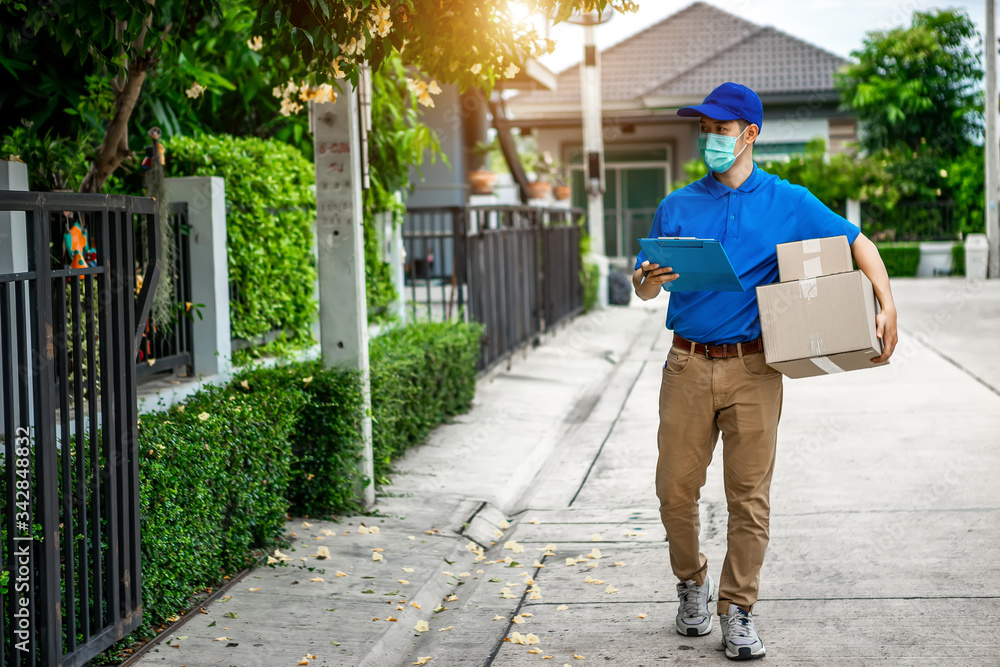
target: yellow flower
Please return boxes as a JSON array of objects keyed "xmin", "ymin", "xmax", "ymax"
[
  {"xmin": 185, "ymin": 82, "xmax": 206, "ymax": 99},
  {"xmin": 247, "ymin": 35, "xmax": 263, "ymax": 51},
  {"xmin": 418, "ymin": 91, "xmax": 435, "ymax": 108},
  {"xmin": 470, "ymin": 63, "xmax": 482, "ymax": 75},
  {"xmin": 504, "ymin": 63, "xmax": 520, "ymax": 79},
  {"xmin": 331, "ymin": 57, "xmax": 346, "ymax": 79},
  {"xmin": 428, "ymin": 80, "xmax": 442, "ymax": 95}
]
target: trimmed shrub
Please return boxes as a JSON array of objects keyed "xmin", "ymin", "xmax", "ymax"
[
  {"xmin": 952, "ymin": 242, "xmax": 965, "ymax": 276},
  {"xmin": 164, "ymin": 134, "xmax": 317, "ymax": 347},
  {"xmin": 369, "ymin": 322, "xmax": 483, "ymax": 480},
  {"xmin": 136, "ymin": 381, "xmax": 303, "ymax": 635},
  {"xmin": 230, "ymin": 360, "xmax": 367, "ymax": 518},
  {"xmin": 874, "ymin": 242, "xmax": 921, "ymax": 277}
]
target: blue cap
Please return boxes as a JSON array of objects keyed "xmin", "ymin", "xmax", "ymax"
[{"xmin": 677, "ymin": 82, "xmax": 763, "ymax": 132}]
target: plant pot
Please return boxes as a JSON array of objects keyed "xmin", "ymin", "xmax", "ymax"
[
  {"xmin": 553, "ymin": 185, "xmax": 571, "ymax": 201},
  {"xmin": 527, "ymin": 181, "xmax": 552, "ymax": 200},
  {"xmin": 468, "ymin": 170, "xmax": 498, "ymax": 195}
]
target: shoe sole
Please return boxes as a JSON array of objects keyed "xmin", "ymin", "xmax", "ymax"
[
  {"xmin": 724, "ymin": 645, "xmax": 766, "ymax": 660},
  {"xmin": 676, "ymin": 615, "xmax": 712, "ymax": 636}
]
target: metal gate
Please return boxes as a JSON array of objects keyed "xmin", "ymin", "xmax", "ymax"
[{"xmin": 1, "ymin": 191, "xmax": 159, "ymax": 666}]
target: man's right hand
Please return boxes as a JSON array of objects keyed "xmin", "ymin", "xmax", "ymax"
[{"xmin": 633, "ymin": 261, "xmax": 680, "ymax": 300}]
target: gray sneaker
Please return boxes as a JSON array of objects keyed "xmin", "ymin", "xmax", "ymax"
[
  {"xmin": 675, "ymin": 574, "xmax": 714, "ymax": 636},
  {"xmin": 720, "ymin": 605, "xmax": 766, "ymax": 660}
]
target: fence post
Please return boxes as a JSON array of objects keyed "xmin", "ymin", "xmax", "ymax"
[{"xmin": 163, "ymin": 176, "xmax": 232, "ymax": 377}]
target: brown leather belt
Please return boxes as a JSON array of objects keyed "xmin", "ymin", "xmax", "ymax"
[{"xmin": 672, "ymin": 333, "xmax": 764, "ymax": 359}]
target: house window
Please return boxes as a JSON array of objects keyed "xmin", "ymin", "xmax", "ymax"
[{"xmin": 567, "ymin": 145, "xmax": 672, "ymax": 260}]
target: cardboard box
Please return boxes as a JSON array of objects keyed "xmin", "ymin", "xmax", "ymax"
[
  {"xmin": 776, "ymin": 235, "xmax": 853, "ymax": 282},
  {"xmin": 756, "ymin": 270, "xmax": 888, "ymax": 378}
]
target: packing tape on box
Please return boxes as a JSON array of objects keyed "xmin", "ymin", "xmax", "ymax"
[
  {"xmin": 810, "ymin": 355, "xmax": 844, "ymax": 374},
  {"xmin": 802, "ymin": 238, "xmax": 821, "ymax": 254},
  {"xmin": 799, "ymin": 277, "xmax": 818, "ymax": 300},
  {"xmin": 808, "ymin": 336, "xmax": 826, "ymax": 356},
  {"xmin": 802, "ymin": 257, "xmax": 823, "ymax": 277}
]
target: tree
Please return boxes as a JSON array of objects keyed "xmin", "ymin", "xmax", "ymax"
[
  {"xmin": 1, "ymin": 0, "xmax": 638, "ymax": 193},
  {"xmin": 834, "ymin": 9, "xmax": 983, "ymax": 157}
]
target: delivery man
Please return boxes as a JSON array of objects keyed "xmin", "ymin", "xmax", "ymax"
[{"xmin": 633, "ymin": 82, "xmax": 898, "ymax": 660}]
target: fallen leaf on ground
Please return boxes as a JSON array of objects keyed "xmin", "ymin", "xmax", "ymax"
[
  {"xmin": 528, "ymin": 517, "xmax": 540, "ymax": 524},
  {"xmin": 248, "ymin": 587, "xmax": 261, "ymax": 591},
  {"xmin": 372, "ymin": 552, "xmax": 383, "ymax": 561},
  {"xmin": 503, "ymin": 541, "xmax": 524, "ymax": 554},
  {"xmin": 414, "ymin": 620, "xmax": 429, "ymax": 632},
  {"xmin": 587, "ymin": 563, "xmax": 598, "ymax": 569},
  {"xmin": 266, "ymin": 556, "xmax": 278, "ymax": 564},
  {"xmin": 397, "ymin": 605, "xmax": 405, "ymax": 610},
  {"xmin": 316, "ymin": 547, "xmax": 330, "ymax": 559},
  {"xmin": 410, "ymin": 602, "xmax": 421, "ymax": 609},
  {"xmin": 458, "ymin": 572, "xmax": 471, "ymax": 578},
  {"xmin": 533, "ymin": 560, "xmax": 546, "ymax": 568},
  {"xmin": 612, "ymin": 561, "xmax": 625, "ymax": 567},
  {"xmin": 605, "ymin": 584, "xmax": 619, "ymax": 593},
  {"xmin": 369, "ymin": 526, "xmax": 380, "ymax": 534},
  {"xmin": 398, "ymin": 579, "xmax": 409, "ymax": 585},
  {"xmin": 402, "ymin": 567, "xmax": 414, "ymax": 573},
  {"xmin": 412, "ymin": 658, "xmax": 433, "ymax": 665},
  {"xmin": 574, "ymin": 655, "xmax": 585, "ymax": 659},
  {"xmin": 591, "ymin": 533, "xmax": 602, "ymax": 541},
  {"xmin": 301, "ymin": 521, "xmax": 312, "ymax": 527},
  {"xmin": 493, "ymin": 615, "xmax": 505, "ymax": 621},
  {"xmin": 511, "ymin": 616, "xmax": 524, "ymax": 624},
  {"xmin": 372, "ymin": 548, "xmax": 384, "ymax": 552},
  {"xmin": 498, "ymin": 519, "xmax": 510, "ymax": 529},
  {"xmin": 320, "ymin": 529, "xmax": 335, "ymax": 536},
  {"xmin": 441, "ymin": 571, "xmax": 455, "ymax": 578},
  {"xmin": 386, "ymin": 616, "xmax": 398, "ymax": 622},
  {"xmin": 588, "ymin": 549, "xmax": 602, "ymax": 559},
  {"xmin": 445, "ymin": 594, "xmax": 458, "ymax": 601},
  {"xmin": 358, "ymin": 525, "xmax": 370, "ymax": 534},
  {"xmin": 565, "ymin": 558, "xmax": 578, "ymax": 566},
  {"xmin": 438, "ymin": 626, "xmax": 453, "ymax": 632},
  {"xmin": 408, "ymin": 536, "xmax": 416, "ymax": 540},
  {"xmin": 499, "ymin": 588, "xmax": 517, "ymax": 599},
  {"xmin": 335, "ymin": 571, "xmax": 347, "ymax": 577},
  {"xmin": 557, "ymin": 605, "xmax": 569, "ymax": 611},
  {"xmin": 214, "ymin": 637, "xmax": 229, "ymax": 641},
  {"xmin": 528, "ymin": 648, "xmax": 541, "ymax": 654},
  {"xmin": 309, "ymin": 577, "xmax": 323, "ymax": 582},
  {"xmin": 637, "ymin": 613, "xmax": 647, "ymax": 619},
  {"xmin": 521, "ymin": 612, "xmax": 533, "ymax": 617},
  {"xmin": 492, "ymin": 529, "xmax": 504, "ymax": 539}
]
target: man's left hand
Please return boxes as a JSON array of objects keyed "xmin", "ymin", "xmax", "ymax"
[{"xmin": 872, "ymin": 306, "xmax": 898, "ymax": 363}]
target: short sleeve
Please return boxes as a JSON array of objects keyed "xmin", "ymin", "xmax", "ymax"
[
  {"xmin": 633, "ymin": 200, "xmax": 668, "ymax": 270},
  {"xmin": 794, "ymin": 188, "xmax": 861, "ymax": 246}
]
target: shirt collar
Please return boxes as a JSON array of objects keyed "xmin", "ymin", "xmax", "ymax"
[{"xmin": 701, "ymin": 163, "xmax": 763, "ymax": 199}]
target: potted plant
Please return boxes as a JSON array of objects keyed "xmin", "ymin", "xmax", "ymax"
[
  {"xmin": 468, "ymin": 139, "xmax": 499, "ymax": 195},
  {"xmin": 551, "ymin": 159, "xmax": 571, "ymax": 201},
  {"xmin": 524, "ymin": 149, "xmax": 554, "ymax": 200}
]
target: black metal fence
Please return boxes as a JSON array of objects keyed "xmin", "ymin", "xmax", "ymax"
[
  {"xmin": 861, "ymin": 200, "xmax": 959, "ymax": 242},
  {"xmin": 0, "ymin": 191, "xmax": 158, "ymax": 666},
  {"xmin": 135, "ymin": 203, "xmax": 193, "ymax": 383},
  {"xmin": 403, "ymin": 206, "xmax": 584, "ymax": 371}
]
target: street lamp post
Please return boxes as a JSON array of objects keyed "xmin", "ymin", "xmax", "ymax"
[
  {"xmin": 986, "ymin": 0, "xmax": 1000, "ymax": 278},
  {"xmin": 569, "ymin": 9, "xmax": 614, "ymax": 307}
]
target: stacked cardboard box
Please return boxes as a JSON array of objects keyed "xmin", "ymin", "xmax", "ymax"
[{"xmin": 756, "ymin": 235, "xmax": 889, "ymax": 378}]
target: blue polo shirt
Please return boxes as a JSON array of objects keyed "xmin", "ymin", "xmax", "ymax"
[{"xmin": 634, "ymin": 164, "xmax": 861, "ymax": 344}]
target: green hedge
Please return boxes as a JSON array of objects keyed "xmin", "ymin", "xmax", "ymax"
[
  {"xmin": 952, "ymin": 242, "xmax": 965, "ymax": 276},
  {"xmin": 164, "ymin": 134, "xmax": 317, "ymax": 347},
  {"xmin": 136, "ymin": 381, "xmax": 304, "ymax": 640},
  {"xmin": 92, "ymin": 321, "xmax": 483, "ymax": 663},
  {"xmin": 874, "ymin": 242, "xmax": 922, "ymax": 277}
]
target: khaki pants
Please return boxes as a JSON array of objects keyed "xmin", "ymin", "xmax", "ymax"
[{"xmin": 655, "ymin": 341, "xmax": 783, "ymax": 615}]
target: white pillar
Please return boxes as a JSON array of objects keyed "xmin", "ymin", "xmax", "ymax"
[
  {"xmin": 0, "ymin": 160, "xmax": 31, "ymax": 432},
  {"xmin": 985, "ymin": 0, "xmax": 1000, "ymax": 277},
  {"xmin": 581, "ymin": 22, "xmax": 609, "ymax": 307},
  {"xmin": 310, "ymin": 94, "xmax": 376, "ymax": 508},
  {"xmin": 164, "ymin": 176, "xmax": 232, "ymax": 377},
  {"xmin": 845, "ymin": 199, "xmax": 861, "ymax": 229}
]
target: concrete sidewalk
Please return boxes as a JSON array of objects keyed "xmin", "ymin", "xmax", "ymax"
[{"xmin": 133, "ymin": 278, "xmax": 1000, "ymax": 667}]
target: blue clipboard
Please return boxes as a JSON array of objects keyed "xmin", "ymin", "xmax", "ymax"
[{"xmin": 637, "ymin": 237, "xmax": 745, "ymax": 292}]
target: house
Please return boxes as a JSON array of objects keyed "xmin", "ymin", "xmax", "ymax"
[{"xmin": 505, "ymin": 1, "xmax": 858, "ymax": 262}]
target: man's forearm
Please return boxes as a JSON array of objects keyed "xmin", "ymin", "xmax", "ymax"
[{"xmin": 851, "ymin": 234, "xmax": 895, "ymax": 312}]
